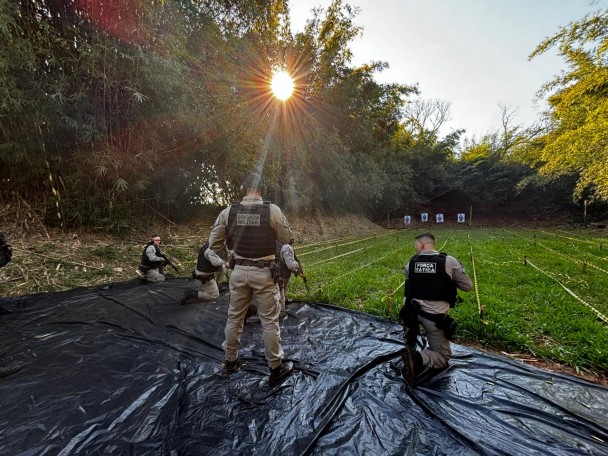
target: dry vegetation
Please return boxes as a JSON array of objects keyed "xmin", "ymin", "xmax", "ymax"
[{"xmin": 0, "ymin": 202, "xmax": 385, "ymax": 297}]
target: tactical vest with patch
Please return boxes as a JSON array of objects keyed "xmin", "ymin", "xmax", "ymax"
[
  {"xmin": 407, "ymin": 253, "xmax": 457, "ymax": 306},
  {"xmin": 226, "ymin": 202, "xmax": 276, "ymax": 258}
]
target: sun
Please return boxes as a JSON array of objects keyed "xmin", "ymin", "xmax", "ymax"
[{"xmin": 270, "ymin": 70, "xmax": 295, "ymax": 101}]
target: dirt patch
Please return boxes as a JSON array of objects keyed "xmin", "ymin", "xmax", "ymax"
[
  {"xmin": 462, "ymin": 340, "xmax": 608, "ymax": 386},
  {"xmin": 290, "ymin": 213, "xmax": 385, "ymax": 241},
  {"xmin": 169, "ymin": 212, "xmax": 385, "ymax": 242}
]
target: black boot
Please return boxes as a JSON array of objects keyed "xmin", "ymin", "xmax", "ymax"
[
  {"xmin": 181, "ymin": 288, "xmax": 198, "ymax": 305},
  {"xmin": 269, "ymin": 361, "xmax": 294, "ymax": 386},
  {"xmin": 401, "ymin": 349, "xmax": 423, "ymax": 387},
  {"xmin": 224, "ymin": 357, "xmax": 243, "ymax": 373},
  {"xmin": 136, "ymin": 269, "xmax": 147, "ymax": 284},
  {"xmin": 244, "ymin": 304, "xmax": 257, "ymax": 323}
]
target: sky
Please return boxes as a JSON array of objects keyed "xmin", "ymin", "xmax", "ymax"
[{"xmin": 289, "ymin": 0, "xmax": 605, "ymax": 139}]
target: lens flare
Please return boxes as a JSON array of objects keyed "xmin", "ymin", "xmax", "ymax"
[{"xmin": 270, "ymin": 70, "xmax": 295, "ymax": 101}]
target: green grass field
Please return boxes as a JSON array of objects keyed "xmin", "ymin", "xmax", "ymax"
[{"xmin": 288, "ymin": 228, "xmax": 608, "ymax": 377}]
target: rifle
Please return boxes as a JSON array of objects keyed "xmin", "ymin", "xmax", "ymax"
[
  {"xmin": 293, "ymin": 251, "xmax": 309, "ymax": 293},
  {"xmin": 161, "ymin": 254, "xmax": 179, "ymax": 273},
  {"xmin": 399, "ymin": 298, "xmax": 420, "ymax": 348},
  {"xmin": 299, "ymin": 272, "xmax": 310, "ymax": 293},
  {"xmin": 399, "ymin": 279, "xmax": 419, "ymax": 348}
]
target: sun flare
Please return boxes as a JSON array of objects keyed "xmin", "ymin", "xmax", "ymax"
[{"xmin": 270, "ymin": 70, "xmax": 295, "ymax": 101}]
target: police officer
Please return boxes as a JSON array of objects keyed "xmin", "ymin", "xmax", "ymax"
[
  {"xmin": 400, "ymin": 232, "xmax": 472, "ymax": 387},
  {"xmin": 181, "ymin": 240, "xmax": 226, "ymax": 304},
  {"xmin": 208, "ymin": 173, "xmax": 294, "ymax": 386},
  {"xmin": 0, "ymin": 232, "xmax": 20, "ymax": 377},
  {"xmin": 276, "ymin": 238, "xmax": 304, "ymax": 317},
  {"xmin": 138, "ymin": 236, "xmax": 166, "ymax": 282}
]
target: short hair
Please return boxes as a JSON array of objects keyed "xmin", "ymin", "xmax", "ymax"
[
  {"xmin": 242, "ymin": 173, "xmax": 264, "ymax": 192},
  {"xmin": 415, "ymin": 232, "xmax": 435, "ymax": 243}
]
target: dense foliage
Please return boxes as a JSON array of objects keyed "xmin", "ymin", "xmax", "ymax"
[
  {"xmin": 526, "ymin": 9, "xmax": 608, "ymax": 203},
  {"xmin": 0, "ymin": 0, "xmax": 606, "ymax": 228}
]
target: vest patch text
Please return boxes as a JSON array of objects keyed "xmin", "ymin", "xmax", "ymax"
[
  {"xmin": 414, "ymin": 262, "xmax": 437, "ymax": 274},
  {"xmin": 237, "ymin": 214, "xmax": 261, "ymax": 226}
]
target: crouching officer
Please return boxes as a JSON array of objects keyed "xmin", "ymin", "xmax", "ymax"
[
  {"xmin": 400, "ymin": 232, "xmax": 472, "ymax": 387},
  {"xmin": 207, "ymin": 172, "xmax": 295, "ymax": 386},
  {"xmin": 181, "ymin": 240, "xmax": 226, "ymax": 304},
  {"xmin": 138, "ymin": 236, "xmax": 166, "ymax": 282}
]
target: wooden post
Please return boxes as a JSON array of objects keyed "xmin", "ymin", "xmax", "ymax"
[
  {"xmin": 583, "ymin": 200, "xmax": 588, "ymax": 228},
  {"xmin": 469, "ymin": 206, "xmax": 473, "ymax": 227}
]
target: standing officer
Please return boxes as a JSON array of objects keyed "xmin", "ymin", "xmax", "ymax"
[
  {"xmin": 400, "ymin": 232, "xmax": 472, "ymax": 387},
  {"xmin": 181, "ymin": 240, "xmax": 226, "ymax": 304},
  {"xmin": 138, "ymin": 235, "xmax": 166, "ymax": 282},
  {"xmin": 207, "ymin": 173, "xmax": 294, "ymax": 386},
  {"xmin": 276, "ymin": 238, "xmax": 304, "ymax": 317}
]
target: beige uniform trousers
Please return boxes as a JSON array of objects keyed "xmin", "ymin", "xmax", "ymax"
[
  {"xmin": 145, "ymin": 268, "xmax": 165, "ymax": 283},
  {"xmin": 418, "ymin": 314, "xmax": 451, "ymax": 369},
  {"xmin": 194, "ymin": 276, "xmax": 220, "ymax": 301},
  {"xmin": 223, "ymin": 265, "xmax": 283, "ymax": 369}
]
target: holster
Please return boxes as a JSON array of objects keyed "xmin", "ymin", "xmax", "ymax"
[
  {"xmin": 434, "ymin": 314, "xmax": 458, "ymax": 340},
  {"xmin": 417, "ymin": 308, "xmax": 458, "ymax": 341},
  {"xmin": 192, "ymin": 270, "xmax": 212, "ymax": 284},
  {"xmin": 269, "ymin": 261, "xmax": 281, "ymax": 284}
]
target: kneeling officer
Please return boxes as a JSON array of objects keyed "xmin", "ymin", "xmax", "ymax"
[
  {"xmin": 181, "ymin": 240, "xmax": 226, "ymax": 304},
  {"xmin": 400, "ymin": 232, "xmax": 472, "ymax": 387},
  {"xmin": 138, "ymin": 236, "xmax": 167, "ymax": 282}
]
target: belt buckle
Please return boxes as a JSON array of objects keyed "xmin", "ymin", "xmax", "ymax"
[{"xmin": 257, "ymin": 260, "xmax": 264, "ymax": 268}]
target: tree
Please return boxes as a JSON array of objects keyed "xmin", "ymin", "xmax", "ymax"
[
  {"xmin": 402, "ymin": 98, "xmax": 452, "ymax": 142},
  {"xmin": 530, "ymin": 8, "xmax": 608, "ymax": 202}
]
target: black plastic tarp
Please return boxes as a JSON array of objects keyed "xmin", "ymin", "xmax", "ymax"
[{"xmin": 1, "ymin": 278, "xmax": 607, "ymax": 455}]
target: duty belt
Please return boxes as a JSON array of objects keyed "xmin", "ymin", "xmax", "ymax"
[{"xmin": 235, "ymin": 259, "xmax": 272, "ymax": 268}]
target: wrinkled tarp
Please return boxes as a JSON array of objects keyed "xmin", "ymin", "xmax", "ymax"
[{"xmin": 1, "ymin": 278, "xmax": 607, "ymax": 455}]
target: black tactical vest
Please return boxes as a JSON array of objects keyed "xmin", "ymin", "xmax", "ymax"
[
  {"xmin": 196, "ymin": 241, "xmax": 220, "ymax": 273},
  {"xmin": 0, "ymin": 233, "xmax": 12, "ymax": 268},
  {"xmin": 226, "ymin": 202, "xmax": 276, "ymax": 258},
  {"xmin": 140, "ymin": 242, "xmax": 163, "ymax": 269},
  {"xmin": 407, "ymin": 253, "xmax": 457, "ymax": 306}
]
